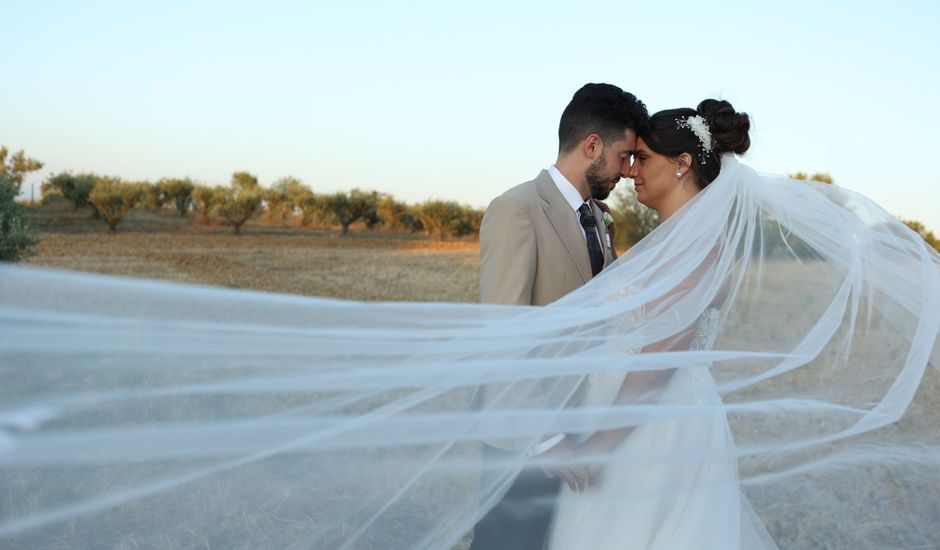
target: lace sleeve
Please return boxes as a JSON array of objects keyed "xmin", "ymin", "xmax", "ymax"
[{"xmin": 690, "ymin": 307, "xmax": 721, "ymax": 351}]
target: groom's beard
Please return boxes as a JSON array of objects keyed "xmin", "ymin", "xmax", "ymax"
[{"xmin": 586, "ymin": 156, "xmax": 619, "ymax": 201}]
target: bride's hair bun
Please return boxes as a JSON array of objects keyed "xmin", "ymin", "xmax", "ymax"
[
  {"xmin": 640, "ymin": 100, "xmax": 751, "ymax": 188},
  {"xmin": 697, "ymin": 99, "xmax": 750, "ymax": 156}
]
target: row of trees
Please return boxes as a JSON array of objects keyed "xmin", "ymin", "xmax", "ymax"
[
  {"xmin": 39, "ymin": 170, "xmax": 486, "ymax": 238},
  {"xmin": 3, "ymin": 144, "xmax": 940, "ymax": 263}
]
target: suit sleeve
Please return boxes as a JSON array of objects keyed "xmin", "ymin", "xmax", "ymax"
[
  {"xmin": 476, "ymin": 195, "xmax": 549, "ymax": 452},
  {"xmin": 479, "ymin": 195, "xmax": 537, "ymax": 305}
]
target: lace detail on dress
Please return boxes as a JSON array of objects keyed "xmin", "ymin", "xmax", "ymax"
[
  {"xmin": 690, "ymin": 307, "xmax": 721, "ymax": 351},
  {"xmin": 680, "ymin": 307, "xmax": 722, "ymax": 404}
]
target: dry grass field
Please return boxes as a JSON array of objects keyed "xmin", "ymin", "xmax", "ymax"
[{"xmin": 24, "ymin": 204, "xmax": 481, "ymax": 303}]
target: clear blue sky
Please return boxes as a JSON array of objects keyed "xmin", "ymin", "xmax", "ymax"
[{"xmin": 3, "ymin": 0, "xmax": 939, "ymax": 232}]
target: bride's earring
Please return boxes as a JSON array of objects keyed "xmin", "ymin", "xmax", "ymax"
[{"xmin": 676, "ymin": 171, "xmax": 683, "ymax": 178}]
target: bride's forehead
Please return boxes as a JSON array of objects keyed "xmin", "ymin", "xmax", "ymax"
[{"xmin": 634, "ymin": 137, "xmax": 654, "ymax": 153}]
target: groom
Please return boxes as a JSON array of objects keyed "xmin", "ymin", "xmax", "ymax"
[{"xmin": 471, "ymin": 83, "xmax": 649, "ymax": 550}]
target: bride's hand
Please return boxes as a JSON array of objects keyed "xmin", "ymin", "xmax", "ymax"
[
  {"xmin": 536, "ymin": 437, "xmax": 590, "ymax": 493},
  {"xmin": 577, "ymin": 433, "xmax": 620, "ymax": 488}
]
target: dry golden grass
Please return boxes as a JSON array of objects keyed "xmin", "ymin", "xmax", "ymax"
[{"xmin": 25, "ymin": 205, "xmax": 481, "ymax": 303}]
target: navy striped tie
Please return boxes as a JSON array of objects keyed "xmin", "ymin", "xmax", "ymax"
[{"xmin": 578, "ymin": 203, "xmax": 604, "ymax": 277}]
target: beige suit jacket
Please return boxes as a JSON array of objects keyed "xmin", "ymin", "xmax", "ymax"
[
  {"xmin": 476, "ymin": 170, "xmax": 615, "ymax": 450},
  {"xmin": 480, "ymin": 169, "xmax": 615, "ymax": 306}
]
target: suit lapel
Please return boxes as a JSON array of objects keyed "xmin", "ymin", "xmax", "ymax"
[
  {"xmin": 590, "ymin": 200, "xmax": 614, "ymax": 266},
  {"xmin": 534, "ymin": 171, "xmax": 592, "ymax": 283}
]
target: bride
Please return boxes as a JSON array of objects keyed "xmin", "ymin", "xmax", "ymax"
[
  {"xmin": 549, "ymin": 99, "xmax": 774, "ymax": 549},
  {"xmin": 0, "ymin": 101, "xmax": 938, "ymax": 549}
]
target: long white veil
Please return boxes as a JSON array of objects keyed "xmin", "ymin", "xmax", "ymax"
[{"xmin": 1, "ymin": 157, "xmax": 938, "ymax": 549}]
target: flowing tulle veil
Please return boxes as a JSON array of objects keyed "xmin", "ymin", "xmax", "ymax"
[{"xmin": 1, "ymin": 156, "xmax": 939, "ymax": 549}]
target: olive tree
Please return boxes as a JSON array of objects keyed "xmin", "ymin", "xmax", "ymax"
[
  {"xmin": 417, "ymin": 200, "xmax": 463, "ymax": 240},
  {"xmin": 41, "ymin": 172, "xmax": 99, "ymax": 211},
  {"xmin": 325, "ymin": 189, "xmax": 379, "ymax": 235},
  {"xmin": 218, "ymin": 172, "xmax": 263, "ymax": 235},
  {"xmin": 192, "ymin": 184, "xmax": 226, "ymax": 221},
  {"xmin": 157, "ymin": 178, "xmax": 196, "ymax": 217},
  {"xmin": 88, "ymin": 177, "xmax": 146, "ymax": 233}
]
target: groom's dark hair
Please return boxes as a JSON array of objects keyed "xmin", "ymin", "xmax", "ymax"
[{"xmin": 558, "ymin": 83, "xmax": 649, "ymax": 153}]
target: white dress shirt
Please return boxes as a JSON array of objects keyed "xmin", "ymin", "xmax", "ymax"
[{"xmin": 548, "ymin": 165, "xmax": 602, "ymax": 245}]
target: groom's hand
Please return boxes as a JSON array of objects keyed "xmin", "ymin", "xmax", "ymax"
[{"xmin": 536, "ymin": 437, "xmax": 590, "ymax": 493}]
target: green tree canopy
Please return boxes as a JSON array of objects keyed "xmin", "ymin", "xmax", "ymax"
[
  {"xmin": 265, "ymin": 176, "xmax": 314, "ymax": 225},
  {"xmin": 231, "ymin": 171, "xmax": 259, "ymax": 192},
  {"xmin": 789, "ymin": 172, "xmax": 834, "ymax": 184},
  {"xmin": 326, "ymin": 189, "xmax": 379, "ymax": 235},
  {"xmin": 0, "ymin": 146, "xmax": 44, "ymax": 187},
  {"xmin": 417, "ymin": 200, "xmax": 463, "ymax": 240},
  {"xmin": 41, "ymin": 172, "xmax": 99, "ymax": 211},
  {"xmin": 0, "ymin": 172, "xmax": 38, "ymax": 261},
  {"xmin": 376, "ymin": 195, "xmax": 410, "ymax": 231},
  {"xmin": 218, "ymin": 173, "xmax": 263, "ymax": 235},
  {"xmin": 299, "ymin": 193, "xmax": 330, "ymax": 227},
  {"xmin": 192, "ymin": 184, "xmax": 225, "ymax": 220},
  {"xmin": 273, "ymin": 176, "xmax": 312, "ymax": 212},
  {"xmin": 88, "ymin": 177, "xmax": 146, "ymax": 233},
  {"xmin": 902, "ymin": 219, "xmax": 940, "ymax": 252},
  {"xmin": 140, "ymin": 182, "xmax": 165, "ymax": 210},
  {"xmin": 157, "ymin": 178, "xmax": 195, "ymax": 217},
  {"xmin": 609, "ymin": 187, "xmax": 660, "ymax": 249},
  {"xmin": 454, "ymin": 205, "xmax": 484, "ymax": 238}
]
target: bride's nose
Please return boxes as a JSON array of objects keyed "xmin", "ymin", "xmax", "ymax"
[{"xmin": 625, "ymin": 159, "xmax": 639, "ymax": 179}]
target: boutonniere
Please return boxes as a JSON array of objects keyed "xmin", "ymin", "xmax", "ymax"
[{"xmin": 602, "ymin": 212, "xmax": 614, "ymax": 227}]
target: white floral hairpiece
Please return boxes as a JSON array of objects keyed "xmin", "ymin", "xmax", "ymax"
[{"xmin": 676, "ymin": 115, "xmax": 713, "ymax": 165}]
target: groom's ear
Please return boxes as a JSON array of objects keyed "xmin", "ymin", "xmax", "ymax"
[{"xmin": 582, "ymin": 133, "xmax": 603, "ymax": 160}]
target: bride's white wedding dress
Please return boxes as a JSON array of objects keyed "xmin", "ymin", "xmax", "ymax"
[{"xmin": 548, "ymin": 308, "xmax": 778, "ymax": 550}]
